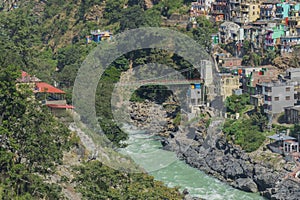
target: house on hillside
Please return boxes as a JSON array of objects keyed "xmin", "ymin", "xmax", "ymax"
[
  {"xmin": 219, "ymin": 73, "xmax": 241, "ymax": 101},
  {"xmin": 260, "ymin": 81, "xmax": 296, "ymax": 114},
  {"xmin": 17, "ymin": 71, "xmax": 74, "ymax": 115},
  {"xmin": 219, "ymin": 21, "xmax": 241, "ymax": 43},
  {"xmin": 242, "ymin": 66, "xmax": 278, "ymax": 95}
]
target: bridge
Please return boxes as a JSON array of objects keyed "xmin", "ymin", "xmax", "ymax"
[{"xmin": 115, "ymin": 78, "xmax": 203, "ymax": 87}]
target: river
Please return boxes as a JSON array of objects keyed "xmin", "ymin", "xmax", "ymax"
[{"xmin": 119, "ymin": 126, "xmax": 265, "ymax": 200}]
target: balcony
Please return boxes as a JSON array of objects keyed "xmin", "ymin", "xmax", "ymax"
[
  {"xmin": 241, "ymin": 7, "xmax": 249, "ymax": 12},
  {"xmin": 265, "ymin": 43, "xmax": 275, "ymax": 46},
  {"xmin": 211, "ymin": 10, "xmax": 225, "ymax": 14},
  {"xmin": 229, "ymin": 0, "xmax": 240, "ymax": 3}
]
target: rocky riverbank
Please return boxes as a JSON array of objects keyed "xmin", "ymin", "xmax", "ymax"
[
  {"xmin": 129, "ymin": 101, "xmax": 300, "ymax": 200},
  {"xmin": 162, "ymin": 116, "xmax": 300, "ymax": 199}
]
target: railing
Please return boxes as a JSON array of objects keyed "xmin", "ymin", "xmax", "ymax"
[
  {"xmin": 241, "ymin": 7, "xmax": 249, "ymax": 12},
  {"xmin": 43, "ymin": 100, "xmax": 67, "ymax": 105}
]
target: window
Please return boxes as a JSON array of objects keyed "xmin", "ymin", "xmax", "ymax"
[
  {"xmin": 286, "ymin": 87, "xmax": 291, "ymax": 92},
  {"xmin": 253, "ymin": 12, "xmax": 255, "ymax": 15},
  {"xmin": 265, "ymin": 87, "xmax": 272, "ymax": 92},
  {"xmin": 253, "ymin": 6, "xmax": 255, "ymax": 9},
  {"xmin": 286, "ymin": 96, "xmax": 290, "ymax": 100},
  {"xmin": 274, "ymin": 97, "xmax": 279, "ymax": 101}
]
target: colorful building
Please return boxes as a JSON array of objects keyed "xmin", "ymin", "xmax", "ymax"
[
  {"xmin": 211, "ymin": 0, "xmax": 229, "ymax": 22},
  {"xmin": 190, "ymin": 0, "xmax": 212, "ymax": 17},
  {"xmin": 264, "ymin": 23, "xmax": 285, "ymax": 51},
  {"xmin": 240, "ymin": 0, "xmax": 261, "ymax": 23},
  {"xmin": 17, "ymin": 71, "xmax": 74, "ymax": 115},
  {"xmin": 87, "ymin": 30, "xmax": 112, "ymax": 43},
  {"xmin": 260, "ymin": 0, "xmax": 278, "ymax": 20},
  {"xmin": 276, "ymin": 2, "xmax": 291, "ymax": 19}
]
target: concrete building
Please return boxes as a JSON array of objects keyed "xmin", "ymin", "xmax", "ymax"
[
  {"xmin": 221, "ymin": 57, "xmax": 243, "ymax": 68},
  {"xmin": 188, "ymin": 83, "xmax": 205, "ymax": 107},
  {"xmin": 219, "ymin": 21, "xmax": 241, "ymax": 43},
  {"xmin": 243, "ymin": 66, "xmax": 278, "ymax": 95},
  {"xmin": 286, "ymin": 16, "xmax": 300, "ymax": 36},
  {"xmin": 276, "ymin": 2, "xmax": 291, "ymax": 19},
  {"xmin": 229, "ymin": 0, "xmax": 242, "ymax": 21},
  {"xmin": 240, "ymin": 0, "xmax": 261, "ymax": 23},
  {"xmin": 260, "ymin": 0, "xmax": 278, "ymax": 20},
  {"xmin": 285, "ymin": 105, "xmax": 300, "ymax": 124},
  {"xmin": 261, "ymin": 81, "xmax": 296, "ymax": 114},
  {"xmin": 211, "ymin": 0, "xmax": 229, "ymax": 22},
  {"xmin": 190, "ymin": 0, "xmax": 213, "ymax": 17},
  {"xmin": 264, "ymin": 23, "xmax": 285, "ymax": 51},
  {"xmin": 219, "ymin": 73, "xmax": 241, "ymax": 100}
]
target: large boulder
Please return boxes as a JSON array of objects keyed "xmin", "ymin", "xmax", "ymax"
[
  {"xmin": 236, "ymin": 178, "xmax": 258, "ymax": 193},
  {"xmin": 254, "ymin": 165, "xmax": 280, "ymax": 191}
]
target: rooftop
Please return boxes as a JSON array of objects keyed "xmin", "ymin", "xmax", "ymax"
[
  {"xmin": 286, "ymin": 105, "xmax": 300, "ymax": 112},
  {"xmin": 268, "ymin": 134, "xmax": 296, "ymax": 141},
  {"xmin": 35, "ymin": 82, "xmax": 65, "ymax": 94},
  {"xmin": 17, "ymin": 71, "xmax": 41, "ymax": 83}
]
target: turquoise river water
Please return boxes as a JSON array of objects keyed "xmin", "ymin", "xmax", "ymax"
[{"xmin": 119, "ymin": 127, "xmax": 265, "ymax": 200}]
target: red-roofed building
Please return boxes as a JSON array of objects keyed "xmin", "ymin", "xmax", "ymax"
[
  {"xmin": 35, "ymin": 82, "xmax": 65, "ymax": 94},
  {"xmin": 18, "ymin": 71, "xmax": 74, "ymax": 115}
]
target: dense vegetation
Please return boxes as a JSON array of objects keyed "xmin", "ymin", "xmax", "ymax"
[
  {"xmin": 0, "ymin": 0, "xmax": 217, "ymax": 199},
  {"xmin": 0, "ymin": 66, "xmax": 73, "ymax": 199},
  {"xmin": 224, "ymin": 95, "xmax": 268, "ymax": 152},
  {"xmin": 73, "ymin": 161, "xmax": 183, "ymax": 199},
  {"xmin": 0, "ymin": 0, "xmax": 218, "ymax": 146}
]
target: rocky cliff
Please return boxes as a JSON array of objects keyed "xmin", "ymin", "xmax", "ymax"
[
  {"xmin": 162, "ymin": 116, "xmax": 300, "ymax": 200},
  {"xmin": 128, "ymin": 100, "xmax": 300, "ymax": 200}
]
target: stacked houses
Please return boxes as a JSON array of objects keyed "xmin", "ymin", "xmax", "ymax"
[{"xmin": 190, "ymin": 0, "xmax": 300, "ymax": 54}]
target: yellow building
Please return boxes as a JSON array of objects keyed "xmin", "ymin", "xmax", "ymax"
[
  {"xmin": 241, "ymin": 0, "xmax": 261, "ymax": 23},
  {"xmin": 220, "ymin": 74, "xmax": 241, "ymax": 101}
]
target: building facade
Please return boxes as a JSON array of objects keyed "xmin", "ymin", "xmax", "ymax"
[{"xmin": 261, "ymin": 82, "xmax": 296, "ymax": 114}]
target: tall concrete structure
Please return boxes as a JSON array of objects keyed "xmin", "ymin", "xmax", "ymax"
[{"xmin": 261, "ymin": 82, "xmax": 296, "ymax": 114}]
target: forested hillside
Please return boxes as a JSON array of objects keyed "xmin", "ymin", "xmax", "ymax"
[{"xmin": 0, "ymin": 0, "xmax": 211, "ymax": 199}]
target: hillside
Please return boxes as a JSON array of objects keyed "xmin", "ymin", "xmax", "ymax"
[{"xmin": 0, "ymin": 0, "xmax": 201, "ymax": 199}]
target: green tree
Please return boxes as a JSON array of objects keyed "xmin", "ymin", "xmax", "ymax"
[
  {"xmin": 119, "ymin": 6, "xmax": 146, "ymax": 31},
  {"xmin": 225, "ymin": 94, "xmax": 250, "ymax": 114}
]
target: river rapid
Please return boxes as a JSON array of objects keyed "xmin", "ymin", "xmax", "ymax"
[{"xmin": 119, "ymin": 126, "xmax": 265, "ymax": 200}]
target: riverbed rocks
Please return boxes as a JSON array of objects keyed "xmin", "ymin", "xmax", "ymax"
[
  {"xmin": 236, "ymin": 178, "xmax": 258, "ymax": 193},
  {"xmin": 160, "ymin": 116, "xmax": 300, "ymax": 199},
  {"xmin": 129, "ymin": 101, "xmax": 300, "ymax": 199}
]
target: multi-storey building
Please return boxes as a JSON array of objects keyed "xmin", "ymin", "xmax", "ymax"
[
  {"xmin": 261, "ymin": 81, "xmax": 296, "ymax": 114},
  {"xmin": 276, "ymin": 2, "xmax": 291, "ymax": 19},
  {"xmin": 264, "ymin": 23, "xmax": 285, "ymax": 51},
  {"xmin": 240, "ymin": 0, "xmax": 261, "ymax": 23},
  {"xmin": 219, "ymin": 21, "xmax": 241, "ymax": 43},
  {"xmin": 219, "ymin": 73, "xmax": 241, "ymax": 101},
  {"xmin": 190, "ymin": 0, "xmax": 212, "ymax": 17},
  {"xmin": 243, "ymin": 66, "xmax": 278, "ymax": 95},
  {"xmin": 229, "ymin": 0, "xmax": 242, "ymax": 22},
  {"xmin": 260, "ymin": 0, "xmax": 278, "ymax": 20},
  {"xmin": 211, "ymin": 0, "xmax": 229, "ymax": 22}
]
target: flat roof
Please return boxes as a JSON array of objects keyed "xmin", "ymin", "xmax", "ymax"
[{"xmin": 268, "ymin": 134, "xmax": 296, "ymax": 141}]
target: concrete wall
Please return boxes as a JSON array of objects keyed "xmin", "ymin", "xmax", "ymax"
[{"xmin": 263, "ymin": 84, "xmax": 295, "ymax": 114}]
